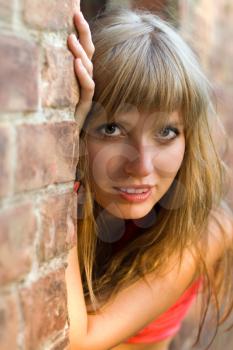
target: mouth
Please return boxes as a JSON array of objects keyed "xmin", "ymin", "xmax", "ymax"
[{"xmin": 113, "ymin": 186, "xmax": 153, "ymax": 203}]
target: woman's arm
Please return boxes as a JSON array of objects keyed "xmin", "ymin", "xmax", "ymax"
[
  {"xmin": 65, "ymin": 246, "xmax": 88, "ymax": 348},
  {"xmin": 65, "ymin": 208, "xmax": 233, "ymax": 350},
  {"xmin": 66, "ymin": 10, "xmax": 95, "ymax": 347},
  {"xmin": 66, "ymin": 10, "xmax": 233, "ymax": 350},
  {"xmin": 65, "ymin": 240, "xmax": 197, "ymax": 350}
]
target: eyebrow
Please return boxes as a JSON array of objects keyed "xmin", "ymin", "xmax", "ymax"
[
  {"xmin": 89, "ymin": 112, "xmax": 184, "ymax": 130},
  {"xmin": 165, "ymin": 121, "xmax": 184, "ymax": 126},
  {"xmin": 114, "ymin": 117, "xmax": 184, "ymax": 128}
]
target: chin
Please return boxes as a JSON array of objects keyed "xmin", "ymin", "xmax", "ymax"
[{"xmin": 106, "ymin": 203, "xmax": 154, "ymax": 220}]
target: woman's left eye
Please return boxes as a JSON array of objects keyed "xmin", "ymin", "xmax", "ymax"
[{"xmin": 156, "ymin": 126, "xmax": 180, "ymax": 141}]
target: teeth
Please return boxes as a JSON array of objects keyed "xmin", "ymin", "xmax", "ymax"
[{"xmin": 119, "ymin": 188, "xmax": 149, "ymax": 194}]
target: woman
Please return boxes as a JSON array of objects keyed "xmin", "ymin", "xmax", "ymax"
[{"xmin": 66, "ymin": 7, "xmax": 233, "ymax": 350}]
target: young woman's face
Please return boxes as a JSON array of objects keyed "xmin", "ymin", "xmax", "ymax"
[{"xmin": 85, "ymin": 108, "xmax": 185, "ymax": 219}]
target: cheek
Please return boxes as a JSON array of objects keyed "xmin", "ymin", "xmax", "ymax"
[
  {"xmin": 153, "ymin": 141, "xmax": 185, "ymax": 175},
  {"xmin": 87, "ymin": 142, "xmax": 126, "ymax": 186},
  {"xmin": 87, "ymin": 143, "xmax": 105, "ymax": 184}
]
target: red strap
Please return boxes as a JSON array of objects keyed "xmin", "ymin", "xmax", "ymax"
[{"xmin": 73, "ymin": 181, "xmax": 81, "ymax": 193}]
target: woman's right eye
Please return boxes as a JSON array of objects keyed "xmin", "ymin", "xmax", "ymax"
[{"xmin": 96, "ymin": 123, "xmax": 122, "ymax": 137}]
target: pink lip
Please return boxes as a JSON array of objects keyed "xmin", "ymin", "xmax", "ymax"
[
  {"xmin": 114, "ymin": 185, "xmax": 153, "ymax": 189},
  {"xmin": 114, "ymin": 187, "xmax": 152, "ymax": 203}
]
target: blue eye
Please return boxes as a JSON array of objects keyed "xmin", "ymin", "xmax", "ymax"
[
  {"xmin": 92, "ymin": 123, "xmax": 180, "ymax": 141},
  {"xmin": 157, "ymin": 126, "xmax": 180, "ymax": 141},
  {"xmin": 97, "ymin": 123, "xmax": 122, "ymax": 137}
]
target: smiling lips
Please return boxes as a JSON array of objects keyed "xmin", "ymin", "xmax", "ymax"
[{"xmin": 114, "ymin": 186, "xmax": 153, "ymax": 202}]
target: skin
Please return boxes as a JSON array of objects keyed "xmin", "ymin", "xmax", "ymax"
[
  {"xmin": 85, "ymin": 109, "xmax": 185, "ymax": 219},
  {"xmin": 67, "ymin": 10, "xmax": 183, "ymax": 350},
  {"xmin": 67, "ymin": 12, "xmax": 185, "ymax": 221},
  {"xmin": 110, "ymin": 336, "xmax": 174, "ymax": 350},
  {"xmin": 85, "ymin": 105, "xmax": 185, "ymax": 348},
  {"xmin": 67, "ymin": 9, "xmax": 233, "ymax": 350},
  {"xmin": 67, "ymin": 12, "xmax": 185, "ymax": 350},
  {"xmin": 85, "ymin": 107, "xmax": 185, "ymax": 348}
]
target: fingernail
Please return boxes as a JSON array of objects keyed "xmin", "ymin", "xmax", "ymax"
[{"xmin": 79, "ymin": 11, "xmax": 85, "ymax": 22}]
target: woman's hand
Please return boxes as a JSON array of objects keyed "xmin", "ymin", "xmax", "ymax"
[{"xmin": 67, "ymin": 11, "xmax": 95, "ymax": 123}]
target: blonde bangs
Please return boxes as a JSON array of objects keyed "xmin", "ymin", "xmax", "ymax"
[
  {"xmin": 88, "ymin": 10, "xmax": 207, "ymax": 128},
  {"xmin": 78, "ymin": 9, "xmax": 233, "ymax": 348}
]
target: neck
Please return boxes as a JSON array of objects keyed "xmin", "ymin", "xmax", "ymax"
[{"xmin": 93, "ymin": 200, "xmax": 159, "ymax": 244}]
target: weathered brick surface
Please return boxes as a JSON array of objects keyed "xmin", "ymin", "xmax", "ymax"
[
  {"xmin": 0, "ymin": 0, "xmax": 80, "ymax": 347},
  {"xmin": 0, "ymin": 125, "xmax": 11, "ymax": 197},
  {"xmin": 133, "ymin": 0, "xmax": 167, "ymax": 12},
  {"xmin": 208, "ymin": 2, "xmax": 233, "ymax": 87},
  {"xmin": 19, "ymin": 268, "xmax": 68, "ymax": 350},
  {"xmin": 39, "ymin": 192, "xmax": 77, "ymax": 262},
  {"xmin": 0, "ymin": 0, "xmax": 14, "ymax": 23},
  {"xmin": 15, "ymin": 122, "xmax": 79, "ymax": 192},
  {"xmin": 42, "ymin": 46, "xmax": 79, "ymax": 108},
  {"xmin": 179, "ymin": 0, "xmax": 216, "ymax": 67},
  {"xmin": 0, "ymin": 203, "xmax": 36, "ymax": 285},
  {"xmin": 23, "ymin": 0, "xmax": 79, "ymax": 31},
  {"xmin": 179, "ymin": 0, "xmax": 233, "ymax": 208},
  {"xmin": 0, "ymin": 292, "xmax": 19, "ymax": 350},
  {"xmin": 0, "ymin": 35, "xmax": 39, "ymax": 112},
  {"xmin": 180, "ymin": 0, "xmax": 233, "ymax": 118},
  {"xmin": 209, "ymin": 1, "xmax": 233, "ymax": 155}
]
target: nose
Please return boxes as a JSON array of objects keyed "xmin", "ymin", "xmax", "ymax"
[{"xmin": 124, "ymin": 144, "xmax": 155, "ymax": 177}]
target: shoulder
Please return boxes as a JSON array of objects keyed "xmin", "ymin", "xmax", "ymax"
[
  {"xmin": 200, "ymin": 203, "xmax": 233, "ymax": 268},
  {"xmin": 165, "ymin": 204, "xmax": 233, "ymax": 289},
  {"xmin": 208, "ymin": 204, "xmax": 233, "ymax": 247}
]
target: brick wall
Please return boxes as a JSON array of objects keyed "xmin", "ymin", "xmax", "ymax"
[
  {"xmin": 179, "ymin": 0, "xmax": 233, "ymax": 206},
  {"xmin": 1, "ymin": 1, "xmax": 232, "ymax": 349},
  {"xmin": 0, "ymin": 1, "xmax": 80, "ymax": 349}
]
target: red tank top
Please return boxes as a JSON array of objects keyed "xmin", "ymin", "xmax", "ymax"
[
  {"xmin": 111, "ymin": 219, "xmax": 203, "ymax": 343},
  {"xmin": 73, "ymin": 183, "xmax": 202, "ymax": 343}
]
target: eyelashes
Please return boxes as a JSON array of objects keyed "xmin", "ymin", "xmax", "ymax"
[
  {"xmin": 156, "ymin": 126, "xmax": 180, "ymax": 141},
  {"xmin": 94, "ymin": 122, "xmax": 180, "ymax": 142},
  {"xmin": 97, "ymin": 123, "xmax": 122, "ymax": 137}
]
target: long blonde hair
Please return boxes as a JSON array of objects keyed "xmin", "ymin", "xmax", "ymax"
[{"xmin": 77, "ymin": 8, "xmax": 233, "ymax": 348}]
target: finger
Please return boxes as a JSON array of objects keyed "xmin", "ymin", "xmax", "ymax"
[
  {"xmin": 67, "ymin": 34, "xmax": 93, "ymax": 77},
  {"xmin": 74, "ymin": 58, "xmax": 94, "ymax": 122},
  {"xmin": 75, "ymin": 58, "xmax": 94, "ymax": 103},
  {"xmin": 73, "ymin": 11, "xmax": 95, "ymax": 59}
]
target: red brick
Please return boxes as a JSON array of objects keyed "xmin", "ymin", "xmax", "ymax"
[
  {"xmin": 214, "ymin": 86, "xmax": 233, "ymax": 128},
  {"xmin": 0, "ymin": 35, "xmax": 39, "ymax": 112},
  {"xmin": 0, "ymin": 125, "xmax": 11, "ymax": 197},
  {"xmin": 0, "ymin": 292, "xmax": 19, "ymax": 350},
  {"xmin": 133, "ymin": 0, "xmax": 167, "ymax": 13},
  {"xmin": 42, "ymin": 46, "xmax": 79, "ymax": 108},
  {"xmin": 15, "ymin": 122, "xmax": 79, "ymax": 192},
  {"xmin": 0, "ymin": 0, "xmax": 14, "ymax": 23},
  {"xmin": 39, "ymin": 192, "xmax": 77, "ymax": 262},
  {"xmin": 0, "ymin": 203, "xmax": 36, "ymax": 285},
  {"xmin": 179, "ymin": 0, "xmax": 233, "ymax": 209},
  {"xmin": 180, "ymin": 0, "xmax": 217, "ymax": 69},
  {"xmin": 23, "ymin": 0, "xmax": 79, "ymax": 31},
  {"xmin": 206, "ymin": 4, "xmax": 233, "ymax": 90},
  {"xmin": 19, "ymin": 269, "xmax": 68, "ymax": 350}
]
